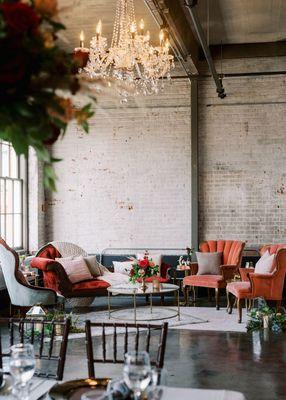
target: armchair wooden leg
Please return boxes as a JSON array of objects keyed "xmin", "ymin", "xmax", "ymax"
[
  {"xmin": 145, "ymin": 295, "xmax": 149, "ymax": 304},
  {"xmin": 160, "ymin": 294, "xmax": 165, "ymax": 306},
  {"xmin": 192, "ymin": 286, "xmax": 196, "ymax": 306},
  {"xmin": 183, "ymin": 286, "xmax": 190, "ymax": 306},
  {"xmin": 276, "ymin": 300, "xmax": 282, "ymax": 312},
  {"xmin": 228, "ymin": 293, "xmax": 235, "ymax": 314},
  {"xmin": 215, "ymin": 288, "xmax": 220, "ymax": 310},
  {"xmin": 237, "ymin": 298, "xmax": 242, "ymax": 323},
  {"xmin": 226, "ymin": 289, "xmax": 230, "ymax": 313}
]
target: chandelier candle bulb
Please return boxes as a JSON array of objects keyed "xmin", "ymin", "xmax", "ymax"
[
  {"xmin": 79, "ymin": 30, "xmax": 85, "ymax": 48},
  {"xmin": 96, "ymin": 20, "xmax": 102, "ymax": 39},
  {"xmin": 139, "ymin": 19, "xmax": 145, "ymax": 35},
  {"xmin": 159, "ymin": 29, "xmax": 165, "ymax": 46},
  {"xmin": 145, "ymin": 30, "xmax": 150, "ymax": 42}
]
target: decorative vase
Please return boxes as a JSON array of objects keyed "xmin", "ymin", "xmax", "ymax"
[
  {"xmin": 152, "ymin": 277, "xmax": 161, "ymax": 291},
  {"xmin": 140, "ymin": 277, "xmax": 147, "ymax": 292},
  {"xmin": 263, "ymin": 315, "xmax": 270, "ymax": 329}
]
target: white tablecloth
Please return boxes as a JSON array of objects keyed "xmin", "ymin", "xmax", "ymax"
[
  {"xmin": 26, "ymin": 381, "xmax": 247, "ymax": 400},
  {"xmin": 161, "ymin": 387, "xmax": 246, "ymax": 400},
  {"xmin": 0, "ymin": 376, "xmax": 246, "ymax": 400}
]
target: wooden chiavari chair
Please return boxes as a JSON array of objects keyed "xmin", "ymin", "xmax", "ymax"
[
  {"xmin": 85, "ymin": 321, "xmax": 168, "ymax": 379},
  {"xmin": 0, "ymin": 317, "xmax": 70, "ymax": 380}
]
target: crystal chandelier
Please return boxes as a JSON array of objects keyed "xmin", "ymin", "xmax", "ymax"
[{"xmin": 83, "ymin": 0, "xmax": 174, "ymax": 99}]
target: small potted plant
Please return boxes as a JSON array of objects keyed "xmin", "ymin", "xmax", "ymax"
[{"xmin": 247, "ymin": 299, "xmax": 286, "ymax": 333}]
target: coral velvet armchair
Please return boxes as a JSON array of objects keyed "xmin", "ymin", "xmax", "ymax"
[
  {"xmin": 30, "ymin": 242, "xmax": 110, "ymax": 299},
  {"xmin": 227, "ymin": 245, "xmax": 286, "ymax": 323},
  {"xmin": 183, "ymin": 240, "xmax": 245, "ymax": 310}
]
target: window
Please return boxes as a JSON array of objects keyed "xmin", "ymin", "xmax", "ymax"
[{"xmin": 0, "ymin": 142, "xmax": 27, "ymax": 250}]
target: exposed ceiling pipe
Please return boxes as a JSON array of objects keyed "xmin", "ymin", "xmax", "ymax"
[{"xmin": 184, "ymin": 0, "xmax": 226, "ymax": 98}]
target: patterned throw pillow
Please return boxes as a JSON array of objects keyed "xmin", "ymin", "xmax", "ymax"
[
  {"xmin": 56, "ymin": 256, "xmax": 93, "ymax": 283},
  {"xmin": 112, "ymin": 261, "xmax": 134, "ymax": 276},
  {"xmin": 196, "ymin": 252, "xmax": 222, "ymax": 275}
]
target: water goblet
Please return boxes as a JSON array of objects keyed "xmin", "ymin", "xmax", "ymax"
[
  {"xmin": 148, "ymin": 367, "xmax": 166, "ymax": 399},
  {"xmin": 123, "ymin": 351, "xmax": 151, "ymax": 400},
  {"xmin": 9, "ymin": 343, "xmax": 35, "ymax": 399}
]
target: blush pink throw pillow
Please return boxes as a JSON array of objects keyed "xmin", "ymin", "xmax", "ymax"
[
  {"xmin": 255, "ymin": 251, "xmax": 275, "ymax": 274},
  {"xmin": 56, "ymin": 256, "xmax": 93, "ymax": 283}
]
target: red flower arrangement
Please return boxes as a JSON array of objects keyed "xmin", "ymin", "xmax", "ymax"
[
  {"xmin": 0, "ymin": 0, "xmax": 94, "ymax": 190},
  {"xmin": 129, "ymin": 256, "xmax": 159, "ymax": 284}
]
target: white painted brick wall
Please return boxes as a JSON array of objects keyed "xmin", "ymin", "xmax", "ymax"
[
  {"xmin": 199, "ymin": 59, "xmax": 286, "ymax": 245},
  {"xmin": 45, "ymin": 80, "xmax": 192, "ymax": 253},
  {"xmin": 43, "ymin": 57, "xmax": 286, "ymax": 251}
]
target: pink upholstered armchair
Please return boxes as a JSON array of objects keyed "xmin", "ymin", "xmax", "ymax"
[
  {"xmin": 30, "ymin": 242, "xmax": 110, "ymax": 301},
  {"xmin": 183, "ymin": 240, "xmax": 245, "ymax": 309},
  {"xmin": 227, "ymin": 245, "xmax": 286, "ymax": 323}
]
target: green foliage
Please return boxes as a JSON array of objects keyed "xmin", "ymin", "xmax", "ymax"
[
  {"xmin": 0, "ymin": 0, "xmax": 94, "ymax": 190},
  {"xmin": 246, "ymin": 298, "xmax": 286, "ymax": 333}
]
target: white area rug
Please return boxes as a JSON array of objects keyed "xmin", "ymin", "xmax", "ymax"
[{"xmin": 67, "ymin": 306, "xmax": 248, "ymax": 340}]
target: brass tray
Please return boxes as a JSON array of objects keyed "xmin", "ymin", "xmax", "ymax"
[{"xmin": 49, "ymin": 378, "xmax": 110, "ymax": 400}]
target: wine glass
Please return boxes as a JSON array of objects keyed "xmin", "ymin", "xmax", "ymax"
[
  {"xmin": 123, "ymin": 351, "xmax": 151, "ymax": 400},
  {"xmin": 106, "ymin": 378, "xmax": 130, "ymax": 399},
  {"xmin": 9, "ymin": 343, "xmax": 35, "ymax": 399},
  {"xmin": 148, "ymin": 367, "xmax": 166, "ymax": 399}
]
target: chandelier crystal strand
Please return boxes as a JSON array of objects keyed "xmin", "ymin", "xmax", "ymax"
[{"xmin": 83, "ymin": 0, "xmax": 174, "ymax": 100}]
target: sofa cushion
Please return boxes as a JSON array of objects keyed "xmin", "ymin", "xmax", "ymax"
[
  {"xmin": 113, "ymin": 261, "xmax": 134, "ymax": 275},
  {"xmin": 84, "ymin": 255, "xmax": 104, "ymax": 277},
  {"xmin": 184, "ymin": 274, "xmax": 225, "ymax": 289},
  {"xmin": 255, "ymin": 250, "xmax": 275, "ymax": 274},
  {"xmin": 72, "ymin": 279, "xmax": 110, "ymax": 291},
  {"xmin": 227, "ymin": 282, "xmax": 252, "ymax": 298},
  {"xmin": 56, "ymin": 257, "xmax": 93, "ymax": 284},
  {"xmin": 196, "ymin": 252, "xmax": 222, "ymax": 275}
]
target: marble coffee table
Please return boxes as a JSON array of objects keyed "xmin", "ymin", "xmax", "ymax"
[{"xmin": 107, "ymin": 283, "xmax": 180, "ymax": 323}]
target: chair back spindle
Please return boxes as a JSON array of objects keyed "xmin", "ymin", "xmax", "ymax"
[
  {"xmin": 0, "ymin": 317, "xmax": 70, "ymax": 381},
  {"xmin": 85, "ymin": 321, "xmax": 168, "ymax": 379}
]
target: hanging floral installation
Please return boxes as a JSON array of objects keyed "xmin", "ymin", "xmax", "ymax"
[{"xmin": 0, "ymin": 0, "xmax": 94, "ymax": 190}]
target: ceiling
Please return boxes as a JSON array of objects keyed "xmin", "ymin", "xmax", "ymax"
[
  {"xmin": 195, "ymin": 0, "xmax": 286, "ymax": 45},
  {"xmin": 58, "ymin": 0, "xmax": 286, "ymax": 51},
  {"xmin": 58, "ymin": 0, "xmax": 160, "ymax": 51}
]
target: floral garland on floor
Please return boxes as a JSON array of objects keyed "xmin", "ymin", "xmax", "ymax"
[
  {"xmin": 246, "ymin": 299, "xmax": 286, "ymax": 333},
  {"xmin": 0, "ymin": 0, "xmax": 94, "ymax": 190}
]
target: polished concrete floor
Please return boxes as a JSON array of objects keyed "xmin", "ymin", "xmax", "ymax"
[{"xmin": 62, "ymin": 297, "xmax": 286, "ymax": 400}]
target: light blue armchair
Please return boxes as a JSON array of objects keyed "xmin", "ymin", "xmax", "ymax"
[{"xmin": 0, "ymin": 238, "xmax": 64, "ymax": 313}]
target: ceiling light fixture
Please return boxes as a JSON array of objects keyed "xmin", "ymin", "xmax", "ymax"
[{"xmin": 76, "ymin": 0, "xmax": 174, "ymax": 101}]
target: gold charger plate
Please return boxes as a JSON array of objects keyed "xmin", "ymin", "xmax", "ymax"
[{"xmin": 49, "ymin": 378, "xmax": 110, "ymax": 400}]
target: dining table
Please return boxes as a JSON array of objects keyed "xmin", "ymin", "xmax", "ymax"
[{"xmin": 0, "ymin": 376, "xmax": 247, "ymax": 400}]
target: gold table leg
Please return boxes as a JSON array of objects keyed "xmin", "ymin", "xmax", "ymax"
[
  {"xmin": 108, "ymin": 291, "xmax": 111, "ymax": 319},
  {"xmin": 177, "ymin": 289, "xmax": 180, "ymax": 321},
  {"xmin": 133, "ymin": 293, "xmax": 137, "ymax": 323}
]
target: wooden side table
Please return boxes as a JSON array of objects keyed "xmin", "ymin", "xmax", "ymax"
[
  {"xmin": 22, "ymin": 270, "xmax": 39, "ymax": 286},
  {"xmin": 172, "ymin": 266, "xmax": 191, "ymax": 305}
]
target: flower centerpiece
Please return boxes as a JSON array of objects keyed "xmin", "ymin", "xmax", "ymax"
[
  {"xmin": 129, "ymin": 254, "xmax": 159, "ymax": 291},
  {"xmin": 0, "ymin": 0, "xmax": 94, "ymax": 191}
]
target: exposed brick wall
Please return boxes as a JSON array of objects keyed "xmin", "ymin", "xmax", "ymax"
[
  {"xmin": 44, "ymin": 56, "xmax": 286, "ymax": 251},
  {"xmin": 198, "ymin": 57, "xmax": 286, "ymax": 246},
  {"xmin": 45, "ymin": 80, "xmax": 192, "ymax": 253}
]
